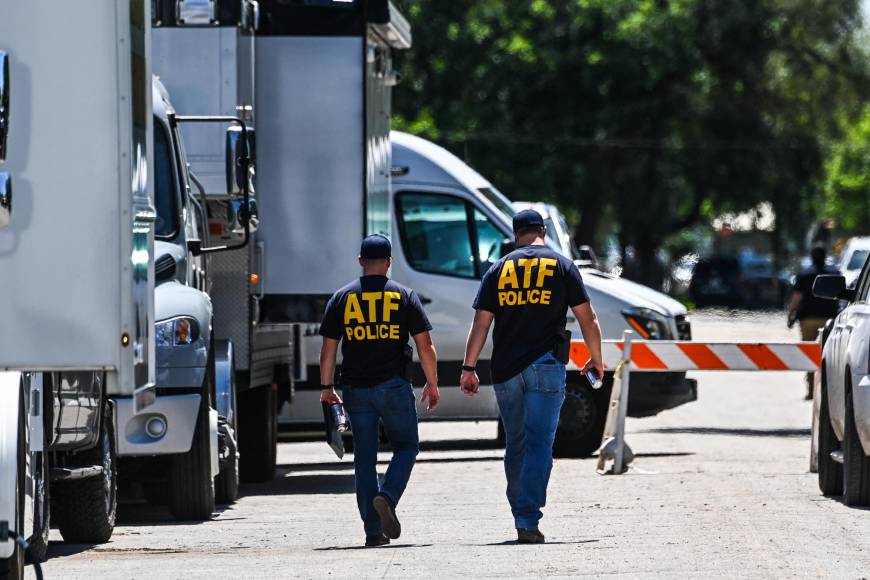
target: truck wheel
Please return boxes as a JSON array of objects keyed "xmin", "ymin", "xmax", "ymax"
[
  {"xmin": 25, "ymin": 450, "xmax": 49, "ymax": 564},
  {"xmin": 553, "ymin": 375, "xmax": 608, "ymax": 458},
  {"xmin": 0, "ymin": 382, "xmax": 26, "ymax": 580},
  {"xmin": 843, "ymin": 382, "xmax": 870, "ymax": 506},
  {"xmin": 238, "ymin": 385, "xmax": 277, "ymax": 483},
  {"xmin": 169, "ymin": 391, "xmax": 216, "ymax": 520},
  {"xmin": 53, "ymin": 402, "xmax": 117, "ymax": 544},
  {"xmin": 215, "ymin": 348, "xmax": 239, "ymax": 505},
  {"xmin": 817, "ymin": 371, "xmax": 842, "ymax": 496}
]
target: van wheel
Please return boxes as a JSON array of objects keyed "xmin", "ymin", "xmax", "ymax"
[
  {"xmin": 0, "ymin": 382, "xmax": 26, "ymax": 580},
  {"xmin": 238, "ymin": 385, "xmax": 277, "ymax": 483},
  {"xmin": 553, "ymin": 375, "xmax": 608, "ymax": 458},
  {"xmin": 817, "ymin": 371, "xmax": 842, "ymax": 496},
  {"xmin": 169, "ymin": 387, "xmax": 216, "ymax": 520},
  {"xmin": 25, "ymin": 450, "xmax": 49, "ymax": 564},
  {"xmin": 843, "ymin": 382, "xmax": 870, "ymax": 506},
  {"xmin": 53, "ymin": 402, "xmax": 117, "ymax": 544}
]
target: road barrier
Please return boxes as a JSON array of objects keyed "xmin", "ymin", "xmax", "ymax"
[{"xmin": 567, "ymin": 331, "xmax": 822, "ymax": 475}]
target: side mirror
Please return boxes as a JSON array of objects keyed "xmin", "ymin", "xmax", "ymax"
[
  {"xmin": 225, "ymin": 125, "xmax": 255, "ymax": 196},
  {"xmin": 0, "ymin": 50, "xmax": 10, "ymax": 162},
  {"xmin": 577, "ymin": 244, "xmax": 600, "ymax": 269},
  {"xmin": 500, "ymin": 238, "xmax": 515, "ymax": 257},
  {"xmin": 813, "ymin": 275, "xmax": 854, "ymax": 302}
]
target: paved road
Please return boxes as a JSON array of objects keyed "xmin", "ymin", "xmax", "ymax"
[{"xmin": 34, "ymin": 311, "xmax": 870, "ymax": 578}]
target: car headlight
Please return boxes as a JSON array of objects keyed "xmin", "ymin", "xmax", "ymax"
[
  {"xmin": 621, "ymin": 307, "xmax": 672, "ymax": 340},
  {"xmin": 155, "ymin": 317, "xmax": 199, "ymax": 346}
]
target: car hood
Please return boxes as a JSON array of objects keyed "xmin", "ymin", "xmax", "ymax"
[{"xmin": 579, "ymin": 267, "xmax": 687, "ymax": 317}]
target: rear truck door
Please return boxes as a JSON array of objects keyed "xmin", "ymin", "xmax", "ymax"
[{"xmin": 0, "ymin": 1, "xmax": 156, "ymax": 411}]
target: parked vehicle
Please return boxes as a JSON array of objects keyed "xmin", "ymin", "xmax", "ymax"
[
  {"xmin": 689, "ymin": 253, "xmax": 788, "ymax": 309},
  {"xmin": 152, "ymin": 0, "xmax": 295, "ymax": 482},
  {"xmin": 1, "ymin": 3, "xmax": 157, "ymax": 576},
  {"xmin": 838, "ymin": 236, "xmax": 870, "ymax": 289},
  {"xmin": 812, "ymin": 270, "xmax": 870, "ymax": 506},
  {"xmin": 512, "ymin": 201, "xmax": 580, "ymax": 260}
]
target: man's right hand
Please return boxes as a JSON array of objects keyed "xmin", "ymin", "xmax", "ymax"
[
  {"xmin": 460, "ymin": 369, "xmax": 480, "ymax": 397},
  {"xmin": 320, "ymin": 388, "xmax": 342, "ymax": 405}
]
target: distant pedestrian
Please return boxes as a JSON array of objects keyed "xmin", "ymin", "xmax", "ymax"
[
  {"xmin": 787, "ymin": 244, "xmax": 839, "ymax": 399},
  {"xmin": 459, "ymin": 209, "xmax": 604, "ymax": 544},
  {"xmin": 319, "ymin": 235, "xmax": 440, "ymax": 547}
]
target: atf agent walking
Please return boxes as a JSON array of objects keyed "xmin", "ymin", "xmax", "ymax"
[
  {"xmin": 460, "ymin": 210, "xmax": 604, "ymax": 544},
  {"xmin": 319, "ymin": 235, "xmax": 440, "ymax": 547}
]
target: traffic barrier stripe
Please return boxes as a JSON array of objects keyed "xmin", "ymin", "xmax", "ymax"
[{"xmin": 568, "ymin": 340, "xmax": 821, "ymax": 372}]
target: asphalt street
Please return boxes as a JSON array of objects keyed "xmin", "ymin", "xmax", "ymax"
[{"xmin": 32, "ymin": 311, "xmax": 870, "ymax": 579}]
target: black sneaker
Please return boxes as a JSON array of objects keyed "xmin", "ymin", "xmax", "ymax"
[
  {"xmin": 372, "ymin": 494, "xmax": 401, "ymax": 539},
  {"xmin": 517, "ymin": 528, "xmax": 545, "ymax": 544},
  {"xmin": 365, "ymin": 534, "xmax": 390, "ymax": 547}
]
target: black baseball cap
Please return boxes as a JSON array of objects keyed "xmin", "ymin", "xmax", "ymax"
[
  {"xmin": 513, "ymin": 209, "xmax": 545, "ymax": 232},
  {"xmin": 360, "ymin": 234, "xmax": 392, "ymax": 259}
]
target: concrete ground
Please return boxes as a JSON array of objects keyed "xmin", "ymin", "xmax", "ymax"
[{"xmin": 33, "ymin": 311, "xmax": 870, "ymax": 579}]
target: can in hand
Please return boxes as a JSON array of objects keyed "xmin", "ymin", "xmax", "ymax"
[
  {"xmin": 585, "ymin": 369, "xmax": 603, "ymax": 390},
  {"xmin": 330, "ymin": 403, "xmax": 350, "ymax": 432}
]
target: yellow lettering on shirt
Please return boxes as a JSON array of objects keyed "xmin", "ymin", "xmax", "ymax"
[
  {"xmin": 518, "ymin": 258, "xmax": 538, "ymax": 288},
  {"xmin": 536, "ymin": 258, "xmax": 557, "ymax": 287},
  {"xmin": 540, "ymin": 289, "xmax": 551, "ymax": 305},
  {"xmin": 383, "ymin": 292, "xmax": 401, "ymax": 322},
  {"xmin": 361, "ymin": 292, "xmax": 382, "ymax": 322},
  {"xmin": 528, "ymin": 289, "xmax": 540, "ymax": 303},
  {"xmin": 344, "ymin": 293, "xmax": 365, "ymax": 324},
  {"xmin": 498, "ymin": 260, "xmax": 519, "ymax": 289}
]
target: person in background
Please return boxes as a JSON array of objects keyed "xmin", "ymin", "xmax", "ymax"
[
  {"xmin": 787, "ymin": 244, "xmax": 840, "ymax": 400},
  {"xmin": 460, "ymin": 209, "xmax": 604, "ymax": 544},
  {"xmin": 319, "ymin": 235, "xmax": 440, "ymax": 547}
]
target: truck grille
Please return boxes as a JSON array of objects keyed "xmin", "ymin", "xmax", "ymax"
[{"xmin": 675, "ymin": 314, "xmax": 692, "ymax": 340}]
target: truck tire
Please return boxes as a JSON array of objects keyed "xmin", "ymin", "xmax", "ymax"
[
  {"xmin": 53, "ymin": 402, "xmax": 117, "ymax": 544},
  {"xmin": 169, "ymin": 390, "xmax": 216, "ymax": 520},
  {"xmin": 215, "ymin": 348, "xmax": 239, "ymax": 505},
  {"xmin": 553, "ymin": 374, "xmax": 609, "ymax": 458},
  {"xmin": 817, "ymin": 371, "xmax": 843, "ymax": 496},
  {"xmin": 843, "ymin": 382, "xmax": 870, "ymax": 506},
  {"xmin": 25, "ymin": 450, "xmax": 49, "ymax": 564},
  {"xmin": 0, "ymin": 383, "xmax": 26, "ymax": 580},
  {"xmin": 238, "ymin": 385, "xmax": 277, "ymax": 483}
]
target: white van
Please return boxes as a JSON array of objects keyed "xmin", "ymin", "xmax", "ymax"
[{"xmin": 386, "ymin": 131, "xmax": 696, "ymax": 456}]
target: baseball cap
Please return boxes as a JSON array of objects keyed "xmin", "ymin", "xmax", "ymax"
[
  {"xmin": 360, "ymin": 234, "xmax": 392, "ymax": 259},
  {"xmin": 513, "ymin": 209, "xmax": 545, "ymax": 232}
]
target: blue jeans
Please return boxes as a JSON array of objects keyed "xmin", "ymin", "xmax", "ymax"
[
  {"xmin": 494, "ymin": 353, "xmax": 566, "ymax": 530},
  {"xmin": 342, "ymin": 376, "xmax": 419, "ymax": 536}
]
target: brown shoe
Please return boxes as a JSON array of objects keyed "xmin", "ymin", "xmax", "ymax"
[
  {"xmin": 517, "ymin": 528, "xmax": 545, "ymax": 544},
  {"xmin": 373, "ymin": 494, "xmax": 401, "ymax": 539}
]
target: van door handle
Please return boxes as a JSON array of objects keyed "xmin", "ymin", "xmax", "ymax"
[{"xmin": 419, "ymin": 294, "xmax": 432, "ymax": 305}]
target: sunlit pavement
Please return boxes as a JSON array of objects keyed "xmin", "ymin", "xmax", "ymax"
[{"xmin": 34, "ymin": 311, "xmax": 870, "ymax": 578}]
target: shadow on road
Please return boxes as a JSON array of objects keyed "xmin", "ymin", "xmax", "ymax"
[
  {"xmin": 314, "ymin": 543, "xmax": 434, "ymax": 551},
  {"xmin": 642, "ymin": 427, "xmax": 810, "ymax": 438},
  {"xmin": 473, "ymin": 539, "xmax": 601, "ymax": 546},
  {"xmin": 115, "ymin": 500, "xmax": 232, "ymax": 526},
  {"xmin": 45, "ymin": 541, "xmax": 98, "ymax": 560}
]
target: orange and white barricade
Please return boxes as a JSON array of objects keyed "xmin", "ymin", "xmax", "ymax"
[{"xmin": 568, "ymin": 331, "xmax": 822, "ymax": 475}]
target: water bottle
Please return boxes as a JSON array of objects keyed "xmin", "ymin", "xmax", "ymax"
[
  {"xmin": 585, "ymin": 369, "xmax": 603, "ymax": 390},
  {"xmin": 330, "ymin": 403, "xmax": 350, "ymax": 432}
]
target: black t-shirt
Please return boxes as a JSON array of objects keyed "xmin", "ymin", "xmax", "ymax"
[
  {"xmin": 473, "ymin": 244, "xmax": 589, "ymax": 383},
  {"xmin": 320, "ymin": 275, "xmax": 432, "ymax": 387},
  {"xmin": 793, "ymin": 265, "xmax": 840, "ymax": 319}
]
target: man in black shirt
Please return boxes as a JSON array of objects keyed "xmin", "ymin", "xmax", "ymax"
[
  {"xmin": 320, "ymin": 235, "xmax": 440, "ymax": 547},
  {"xmin": 460, "ymin": 209, "xmax": 604, "ymax": 544},
  {"xmin": 787, "ymin": 244, "xmax": 840, "ymax": 399}
]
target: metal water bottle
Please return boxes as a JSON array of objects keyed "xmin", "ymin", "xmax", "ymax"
[{"xmin": 330, "ymin": 403, "xmax": 350, "ymax": 432}]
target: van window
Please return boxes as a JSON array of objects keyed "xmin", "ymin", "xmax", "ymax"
[
  {"xmin": 154, "ymin": 120, "xmax": 180, "ymax": 239},
  {"xmin": 475, "ymin": 209, "xmax": 504, "ymax": 273},
  {"xmin": 397, "ymin": 193, "xmax": 476, "ymax": 278},
  {"xmin": 478, "ymin": 187, "xmax": 515, "ymax": 224}
]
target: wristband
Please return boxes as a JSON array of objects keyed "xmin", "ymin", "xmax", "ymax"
[
  {"xmin": 320, "ymin": 384, "xmax": 335, "ymax": 390},
  {"xmin": 461, "ymin": 365, "xmax": 476, "ymax": 372}
]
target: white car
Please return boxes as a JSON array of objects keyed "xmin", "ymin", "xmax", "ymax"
[
  {"xmin": 838, "ymin": 236, "xmax": 870, "ymax": 289},
  {"xmin": 813, "ymin": 269, "xmax": 870, "ymax": 505}
]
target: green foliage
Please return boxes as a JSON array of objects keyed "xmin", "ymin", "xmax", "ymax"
[{"xmin": 392, "ymin": 0, "xmax": 869, "ymax": 284}]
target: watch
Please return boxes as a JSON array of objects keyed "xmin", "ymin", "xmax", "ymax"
[
  {"xmin": 461, "ymin": 365, "xmax": 476, "ymax": 372},
  {"xmin": 320, "ymin": 384, "xmax": 335, "ymax": 389}
]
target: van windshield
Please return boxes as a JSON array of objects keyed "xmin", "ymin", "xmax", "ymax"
[
  {"xmin": 478, "ymin": 187, "xmax": 515, "ymax": 223},
  {"xmin": 154, "ymin": 120, "xmax": 180, "ymax": 239}
]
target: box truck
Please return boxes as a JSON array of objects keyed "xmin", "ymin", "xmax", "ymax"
[{"xmin": 1, "ymin": 2, "xmax": 157, "ymax": 576}]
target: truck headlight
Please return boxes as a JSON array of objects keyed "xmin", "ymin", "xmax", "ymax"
[
  {"xmin": 155, "ymin": 317, "xmax": 199, "ymax": 346},
  {"xmin": 621, "ymin": 307, "xmax": 672, "ymax": 340}
]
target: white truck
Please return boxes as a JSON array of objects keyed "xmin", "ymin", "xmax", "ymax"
[{"xmin": 1, "ymin": 2, "xmax": 157, "ymax": 577}]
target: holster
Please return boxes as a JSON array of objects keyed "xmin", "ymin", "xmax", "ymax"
[
  {"xmin": 552, "ymin": 329, "xmax": 571, "ymax": 364},
  {"xmin": 402, "ymin": 344, "xmax": 415, "ymax": 382}
]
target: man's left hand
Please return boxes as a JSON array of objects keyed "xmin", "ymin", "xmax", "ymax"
[
  {"xmin": 320, "ymin": 388, "xmax": 342, "ymax": 405},
  {"xmin": 420, "ymin": 383, "xmax": 441, "ymax": 412}
]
